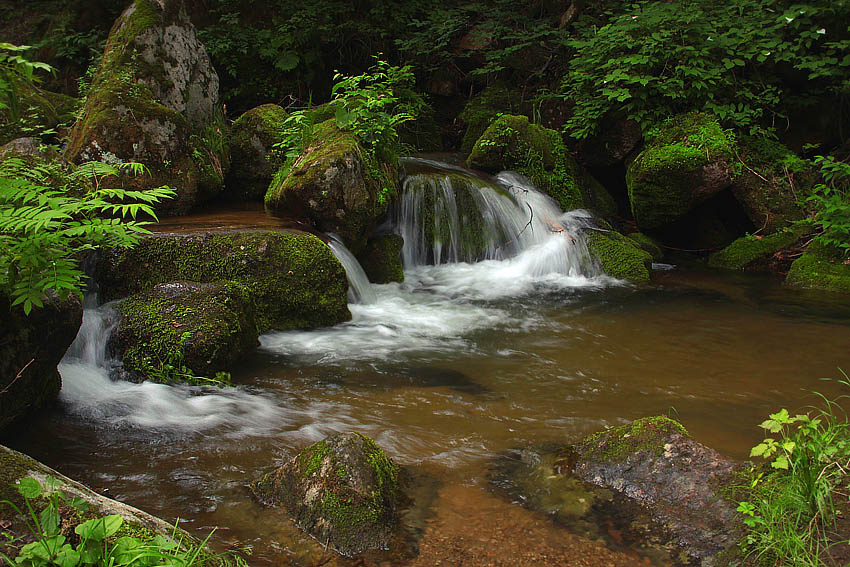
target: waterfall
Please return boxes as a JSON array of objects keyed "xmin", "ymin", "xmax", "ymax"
[{"xmin": 327, "ymin": 235, "xmax": 378, "ymax": 305}]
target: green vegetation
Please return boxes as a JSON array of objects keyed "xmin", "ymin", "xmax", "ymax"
[
  {"xmin": 585, "ymin": 228, "xmax": 652, "ymax": 283},
  {"xmin": 737, "ymin": 377, "xmax": 850, "ymax": 566},
  {"xmin": 0, "ymin": 157, "xmax": 174, "ymax": 314},
  {"xmin": 577, "ymin": 416, "xmax": 688, "ymax": 464},
  {"xmin": 708, "ymin": 229, "xmax": 802, "ymax": 271},
  {"xmin": 807, "ymin": 156, "xmax": 850, "ymax": 260}
]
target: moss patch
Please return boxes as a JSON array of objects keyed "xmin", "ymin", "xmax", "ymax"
[
  {"xmin": 585, "ymin": 229, "xmax": 652, "ymax": 282},
  {"xmin": 708, "ymin": 228, "xmax": 804, "ymax": 271},
  {"xmin": 459, "ymin": 85, "xmax": 528, "ymax": 156},
  {"xmin": 626, "ymin": 112, "xmax": 737, "ymax": 230},
  {"xmin": 97, "ymin": 231, "xmax": 350, "ymax": 332},
  {"xmin": 786, "ymin": 239, "xmax": 850, "ymax": 293},
  {"xmin": 356, "ymin": 235, "xmax": 404, "ymax": 284},
  {"xmin": 577, "ymin": 416, "xmax": 689, "ymax": 465},
  {"xmin": 626, "ymin": 232, "xmax": 663, "ymax": 261}
]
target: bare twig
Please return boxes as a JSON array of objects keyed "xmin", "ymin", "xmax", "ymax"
[
  {"xmin": 515, "ymin": 202, "xmax": 534, "ymax": 239},
  {"xmin": 0, "ymin": 359, "xmax": 34, "ymax": 394}
]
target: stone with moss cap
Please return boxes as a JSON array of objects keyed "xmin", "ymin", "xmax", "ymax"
[
  {"xmin": 251, "ymin": 432, "xmax": 401, "ymax": 556},
  {"xmin": 467, "ymin": 114, "xmax": 616, "ymax": 217},
  {"xmin": 708, "ymin": 225, "xmax": 809, "ymax": 271},
  {"xmin": 458, "ymin": 84, "xmax": 529, "ymax": 156},
  {"xmin": 356, "ymin": 235, "xmax": 404, "ymax": 284},
  {"xmin": 626, "ymin": 112, "xmax": 738, "ymax": 230},
  {"xmin": 224, "ymin": 104, "xmax": 289, "ymax": 201},
  {"xmin": 584, "ymin": 227, "xmax": 652, "ymax": 282},
  {"xmin": 64, "ymin": 0, "xmax": 227, "ymax": 216},
  {"xmin": 573, "ymin": 416, "xmax": 741, "ymax": 562},
  {"xmin": 116, "ymin": 280, "xmax": 259, "ymax": 383},
  {"xmin": 96, "ymin": 230, "xmax": 350, "ymax": 332},
  {"xmin": 786, "ymin": 239, "xmax": 850, "ymax": 293},
  {"xmin": 265, "ymin": 119, "xmax": 397, "ymax": 254}
]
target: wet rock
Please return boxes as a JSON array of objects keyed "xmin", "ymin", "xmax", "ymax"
[
  {"xmin": 65, "ymin": 0, "xmax": 227, "ymax": 216},
  {"xmin": 224, "ymin": 104, "xmax": 288, "ymax": 201},
  {"xmin": 356, "ymin": 234, "xmax": 404, "ymax": 284},
  {"xmin": 251, "ymin": 432, "xmax": 402, "ymax": 556},
  {"xmin": 116, "ymin": 281, "xmax": 258, "ymax": 383},
  {"xmin": 96, "ymin": 230, "xmax": 350, "ymax": 332},
  {"xmin": 708, "ymin": 225, "xmax": 810, "ymax": 272},
  {"xmin": 265, "ymin": 119, "xmax": 397, "ymax": 253},
  {"xmin": 626, "ymin": 113, "xmax": 737, "ymax": 230},
  {"xmin": 786, "ymin": 239, "xmax": 850, "ymax": 294},
  {"xmin": 0, "ymin": 292, "xmax": 82, "ymax": 432},
  {"xmin": 583, "ymin": 224, "xmax": 652, "ymax": 282},
  {"xmin": 573, "ymin": 416, "xmax": 742, "ymax": 562}
]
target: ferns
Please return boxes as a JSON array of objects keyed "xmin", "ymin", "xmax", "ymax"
[{"xmin": 0, "ymin": 157, "xmax": 175, "ymax": 313}]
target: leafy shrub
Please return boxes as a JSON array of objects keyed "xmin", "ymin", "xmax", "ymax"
[{"xmin": 806, "ymin": 155, "xmax": 850, "ymax": 259}]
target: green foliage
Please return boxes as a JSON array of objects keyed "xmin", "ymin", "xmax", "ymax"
[
  {"xmin": 0, "ymin": 159, "xmax": 175, "ymax": 314},
  {"xmin": 0, "ymin": 43, "xmax": 54, "ymax": 125},
  {"xmin": 737, "ymin": 375, "xmax": 850, "ymax": 566},
  {"xmin": 1, "ymin": 476, "xmax": 233, "ymax": 567},
  {"xmin": 562, "ymin": 0, "xmax": 850, "ymax": 139},
  {"xmin": 806, "ymin": 155, "xmax": 850, "ymax": 259}
]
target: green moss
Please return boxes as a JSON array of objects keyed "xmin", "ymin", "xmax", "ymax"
[
  {"xmin": 578, "ymin": 416, "xmax": 689, "ymax": 464},
  {"xmin": 626, "ymin": 232, "xmax": 663, "ymax": 261},
  {"xmin": 626, "ymin": 112, "xmax": 737, "ymax": 229},
  {"xmin": 459, "ymin": 85, "xmax": 527, "ymax": 156},
  {"xmin": 356, "ymin": 235, "xmax": 404, "ymax": 284},
  {"xmin": 98, "ymin": 231, "xmax": 350, "ymax": 332},
  {"xmin": 585, "ymin": 229, "xmax": 652, "ymax": 282},
  {"xmin": 358, "ymin": 433, "xmax": 400, "ymax": 490},
  {"xmin": 298, "ymin": 440, "xmax": 330, "ymax": 478},
  {"xmin": 708, "ymin": 228, "xmax": 802, "ymax": 271},
  {"xmin": 786, "ymin": 239, "xmax": 850, "ymax": 293}
]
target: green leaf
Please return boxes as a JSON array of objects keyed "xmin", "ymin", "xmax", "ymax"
[
  {"xmin": 771, "ymin": 454, "xmax": 790, "ymax": 469},
  {"xmin": 75, "ymin": 514, "xmax": 124, "ymax": 541},
  {"xmin": 16, "ymin": 476, "xmax": 42, "ymax": 499}
]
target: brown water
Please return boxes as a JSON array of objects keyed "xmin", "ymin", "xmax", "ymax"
[{"xmin": 5, "ymin": 262, "xmax": 850, "ymax": 566}]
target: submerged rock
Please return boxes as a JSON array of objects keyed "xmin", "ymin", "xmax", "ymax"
[
  {"xmin": 96, "ymin": 230, "xmax": 350, "ymax": 332},
  {"xmin": 356, "ymin": 234, "xmax": 404, "ymax": 284},
  {"xmin": 225, "ymin": 104, "xmax": 289, "ymax": 201},
  {"xmin": 626, "ymin": 113, "xmax": 737, "ymax": 230},
  {"xmin": 65, "ymin": 0, "xmax": 227, "ymax": 216},
  {"xmin": 0, "ymin": 292, "xmax": 82, "ymax": 432},
  {"xmin": 251, "ymin": 432, "xmax": 402, "ymax": 556},
  {"xmin": 786, "ymin": 239, "xmax": 850, "ymax": 293},
  {"xmin": 467, "ymin": 114, "xmax": 616, "ymax": 217},
  {"xmin": 265, "ymin": 119, "xmax": 397, "ymax": 253},
  {"xmin": 583, "ymin": 226, "xmax": 652, "ymax": 282},
  {"xmin": 573, "ymin": 416, "xmax": 741, "ymax": 562},
  {"xmin": 116, "ymin": 281, "xmax": 259, "ymax": 383}
]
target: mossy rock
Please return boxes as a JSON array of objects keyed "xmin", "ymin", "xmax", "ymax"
[
  {"xmin": 116, "ymin": 281, "xmax": 259, "ymax": 383},
  {"xmin": 251, "ymin": 432, "xmax": 401, "ymax": 556},
  {"xmin": 626, "ymin": 112, "xmax": 737, "ymax": 230},
  {"xmin": 458, "ymin": 84, "xmax": 528, "ymax": 156},
  {"xmin": 786, "ymin": 239, "xmax": 850, "ymax": 293},
  {"xmin": 730, "ymin": 137, "xmax": 811, "ymax": 232},
  {"xmin": 626, "ymin": 232, "xmax": 663, "ymax": 261},
  {"xmin": 96, "ymin": 230, "xmax": 350, "ymax": 332},
  {"xmin": 0, "ymin": 82, "xmax": 79, "ymax": 146},
  {"xmin": 573, "ymin": 416, "xmax": 741, "ymax": 562},
  {"xmin": 584, "ymin": 228, "xmax": 652, "ymax": 282},
  {"xmin": 467, "ymin": 114, "xmax": 614, "ymax": 216},
  {"xmin": 64, "ymin": 0, "xmax": 227, "ymax": 216},
  {"xmin": 0, "ymin": 292, "xmax": 82, "ymax": 433},
  {"xmin": 224, "ymin": 104, "xmax": 289, "ymax": 201},
  {"xmin": 356, "ymin": 235, "xmax": 404, "ymax": 284},
  {"xmin": 708, "ymin": 226, "xmax": 807, "ymax": 271},
  {"xmin": 265, "ymin": 119, "xmax": 397, "ymax": 253}
]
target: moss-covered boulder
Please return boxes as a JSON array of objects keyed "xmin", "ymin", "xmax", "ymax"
[
  {"xmin": 224, "ymin": 104, "xmax": 288, "ymax": 201},
  {"xmin": 96, "ymin": 230, "xmax": 350, "ymax": 331},
  {"xmin": 356, "ymin": 235, "xmax": 404, "ymax": 284},
  {"xmin": 65, "ymin": 0, "xmax": 227, "ymax": 216},
  {"xmin": 730, "ymin": 137, "xmax": 811, "ymax": 232},
  {"xmin": 0, "ymin": 292, "xmax": 82, "ymax": 433},
  {"xmin": 468, "ymin": 114, "xmax": 616, "ymax": 216},
  {"xmin": 458, "ymin": 85, "xmax": 528, "ymax": 156},
  {"xmin": 116, "ymin": 281, "xmax": 258, "ymax": 383},
  {"xmin": 626, "ymin": 112, "xmax": 738, "ymax": 230},
  {"xmin": 573, "ymin": 417, "xmax": 741, "ymax": 562},
  {"xmin": 265, "ymin": 119, "xmax": 396, "ymax": 253},
  {"xmin": 626, "ymin": 232, "xmax": 663, "ymax": 261},
  {"xmin": 251, "ymin": 432, "xmax": 402, "ymax": 556},
  {"xmin": 708, "ymin": 226, "xmax": 807, "ymax": 271},
  {"xmin": 584, "ymin": 228, "xmax": 652, "ymax": 282},
  {"xmin": 786, "ymin": 240, "xmax": 850, "ymax": 293},
  {"xmin": 0, "ymin": 83, "xmax": 78, "ymax": 146}
]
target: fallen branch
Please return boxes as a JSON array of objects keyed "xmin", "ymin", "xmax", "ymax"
[{"xmin": 0, "ymin": 358, "xmax": 34, "ymax": 394}]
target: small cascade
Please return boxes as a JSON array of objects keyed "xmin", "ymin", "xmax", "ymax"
[
  {"xmin": 395, "ymin": 159, "xmax": 600, "ymax": 279},
  {"xmin": 327, "ymin": 235, "xmax": 378, "ymax": 304}
]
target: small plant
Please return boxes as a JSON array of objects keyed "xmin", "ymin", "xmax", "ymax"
[
  {"xmin": 0, "ymin": 43, "xmax": 54, "ymax": 125},
  {"xmin": 806, "ymin": 155, "xmax": 850, "ymax": 259},
  {"xmin": 1, "ymin": 475, "xmax": 229, "ymax": 567}
]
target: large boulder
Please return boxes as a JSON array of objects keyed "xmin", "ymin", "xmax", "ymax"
[
  {"xmin": 0, "ymin": 292, "xmax": 82, "ymax": 432},
  {"xmin": 626, "ymin": 113, "xmax": 737, "ymax": 230},
  {"xmin": 115, "ymin": 280, "xmax": 258, "ymax": 383},
  {"xmin": 468, "ymin": 114, "xmax": 616, "ymax": 217},
  {"xmin": 251, "ymin": 432, "xmax": 402, "ymax": 556},
  {"xmin": 458, "ymin": 85, "xmax": 527, "ymax": 156},
  {"xmin": 65, "ymin": 0, "xmax": 227, "ymax": 216},
  {"xmin": 96, "ymin": 230, "xmax": 350, "ymax": 331},
  {"xmin": 265, "ymin": 119, "xmax": 397, "ymax": 253},
  {"xmin": 584, "ymin": 228, "xmax": 652, "ymax": 282},
  {"xmin": 786, "ymin": 239, "xmax": 850, "ymax": 293},
  {"xmin": 574, "ymin": 417, "xmax": 741, "ymax": 563},
  {"xmin": 224, "ymin": 104, "xmax": 288, "ymax": 201},
  {"xmin": 356, "ymin": 234, "xmax": 404, "ymax": 284}
]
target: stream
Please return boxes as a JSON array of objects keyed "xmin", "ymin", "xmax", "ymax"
[{"xmin": 5, "ymin": 160, "xmax": 850, "ymax": 566}]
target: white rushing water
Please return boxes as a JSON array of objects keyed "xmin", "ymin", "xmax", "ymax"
[{"xmin": 58, "ymin": 162, "xmax": 616, "ymax": 432}]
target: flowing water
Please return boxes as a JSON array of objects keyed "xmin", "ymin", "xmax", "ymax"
[{"xmin": 5, "ymin": 161, "xmax": 850, "ymax": 566}]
